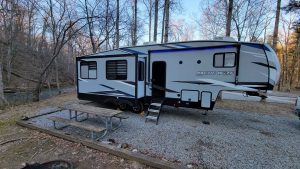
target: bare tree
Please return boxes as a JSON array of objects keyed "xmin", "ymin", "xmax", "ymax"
[
  {"xmin": 153, "ymin": 0, "xmax": 159, "ymax": 42},
  {"xmin": 143, "ymin": 0, "xmax": 154, "ymax": 42},
  {"xmin": 0, "ymin": 31, "xmax": 7, "ymax": 105},
  {"xmin": 272, "ymin": 0, "xmax": 281, "ymax": 49},
  {"xmin": 231, "ymin": 0, "xmax": 273, "ymax": 41},
  {"xmin": 132, "ymin": 0, "xmax": 138, "ymax": 46},
  {"xmin": 161, "ymin": 0, "xmax": 165, "ymax": 43},
  {"xmin": 105, "ymin": 0, "xmax": 110, "ymax": 50},
  {"xmin": 0, "ymin": 0, "xmax": 84, "ymax": 104},
  {"xmin": 32, "ymin": 0, "xmax": 88, "ymax": 101},
  {"xmin": 278, "ymin": 14, "xmax": 294, "ymax": 90},
  {"xmin": 115, "ymin": 0, "xmax": 120, "ymax": 48},
  {"xmin": 80, "ymin": 0, "xmax": 115, "ymax": 53},
  {"xmin": 225, "ymin": 0, "xmax": 233, "ymax": 36},
  {"xmin": 169, "ymin": 19, "xmax": 195, "ymax": 42},
  {"xmin": 196, "ymin": 0, "xmax": 226, "ymax": 39},
  {"xmin": 84, "ymin": 0, "xmax": 97, "ymax": 53},
  {"xmin": 163, "ymin": 0, "xmax": 170, "ymax": 43}
]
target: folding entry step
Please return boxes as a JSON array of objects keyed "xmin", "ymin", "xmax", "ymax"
[{"xmin": 145, "ymin": 99, "xmax": 164, "ymax": 125}]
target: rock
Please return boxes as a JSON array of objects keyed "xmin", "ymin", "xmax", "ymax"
[
  {"xmin": 132, "ymin": 149, "xmax": 138, "ymax": 153},
  {"xmin": 21, "ymin": 162, "xmax": 27, "ymax": 167},
  {"xmin": 187, "ymin": 164, "xmax": 193, "ymax": 168},
  {"xmin": 162, "ymin": 158, "xmax": 168, "ymax": 161},
  {"xmin": 101, "ymin": 141, "xmax": 112, "ymax": 144},
  {"xmin": 132, "ymin": 161, "xmax": 143, "ymax": 169},
  {"xmin": 121, "ymin": 143, "xmax": 129, "ymax": 149},
  {"xmin": 21, "ymin": 116, "xmax": 29, "ymax": 121}
]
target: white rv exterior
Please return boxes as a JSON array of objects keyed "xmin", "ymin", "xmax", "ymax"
[{"xmin": 76, "ymin": 40, "xmax": 280, "ymax": 111}]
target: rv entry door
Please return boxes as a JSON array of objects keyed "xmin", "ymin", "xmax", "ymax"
[{"xmin": 152, "ymin": 61, "xmax": 166, "ymax": 98}]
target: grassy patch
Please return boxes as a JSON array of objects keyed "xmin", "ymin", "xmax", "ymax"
[{"xmin": 0, "ymin": 113, "xmax": 21, "ymax": 133}]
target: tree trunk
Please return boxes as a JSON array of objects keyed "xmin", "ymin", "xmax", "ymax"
[
  {"xmin": 272, "ymin": 0, "xmax": 281, "ymax": 49},
  {"xmin": 277, "ymin": 77, "xmax": 281, "ymax": 90},
  {"xmin": 298, "ymin": 55, "xmax": 300, "ymax": 87},
  {"xmin": 85, "ymin": 0, "xmax": 96, "ymax": 53},
  {"xmin": 289, "ymin": 34, "xmax": 300, "ymax": 88},
  {"xmin": 6, "ymin": 0, "xmax": 16, "ymax": 85},
  {"xmin": 55, "ymin": 58, "xmax": 61, "ymax": 94},
  {"xmin": 0, "ymin": 41, "xmax": 6, "ymax": 106},
  {"xmin": 163, "ymin": 0, "xmax": 170, "ymax": 43},
  {"xmin": 105, "ymin": 0, "xmax": 110, "ymax": 50},
  {"xmin": 47, "ymin": 79, "xmax": 52, "ymax": 97},
  {"xmin": 153, "ymin": 0, "xmax": 158, "ymax": 42},
  {"xmin": 6, "ymin": 45, "xmax": 13, "ymax": 84},
  {"xmin": 148, "ymin": 0, "xmax": 152, "ymax": 42},
  {"xmin": 32, "ymin": 79, "xmax": 42, "ymax": 102},
  {"xmin": 133, "ymin": 0, "xmax": 138, "ymax": 46},
  {"xmin": 225, "ymin": 0, "xmax": 233, "ymax": 37},
  {"xmin": 161, "ymin": 0, "xmax": 165, "ymax": 43},
  {"xmin": 116, "ymin": 0, "xmax": 120, "ymax": 48},
  {"xmin": 0, "ymin": 62, "xmax": 8, "ymax": 106}
]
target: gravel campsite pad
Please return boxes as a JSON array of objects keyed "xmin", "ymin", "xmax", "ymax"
[{"xmin": 29, "ymin": 102, "xmax": 300, "ymax": 169}]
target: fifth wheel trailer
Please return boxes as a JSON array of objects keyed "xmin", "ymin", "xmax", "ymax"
[{"xmin": 76, "ymin": 40, "xmax": 280, "ymax": 112}]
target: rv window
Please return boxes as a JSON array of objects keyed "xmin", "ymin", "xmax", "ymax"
[
  {"xmin": 138, "ymin": 61, "xmax": 144, "ymax": 81},
  {"xmin": 224, "ymin": 53, "xmax": 236, "ymax": 67},
  {"xmin": 213, "ymin": 52, "xmax": 236, "ymax": 67},
  {"xmin": 80, "ymin": 61, "xmax": 97, "ymax": 79},
  {"xmin": 214, "ymin": 54, "xmax": 224, "ymax": 67},
  {"xmin": 106, "ymin": 60, "xmax": 127, "ymax": 80}
]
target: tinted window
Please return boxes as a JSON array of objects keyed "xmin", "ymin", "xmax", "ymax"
[
  {"xmin": 214, "ymin": 53, "xmax": 236, "ymax": 67},
  {"xmin": 106, "ymin": 60, "xmax": 127, "ymax": 80},
  {"xmin": 214, "ymin": 54, "xmax": 224, "ymax": 67},
  {"xmin": 138, "ymin": 61, "xmax": 144, "ymax": 81}
]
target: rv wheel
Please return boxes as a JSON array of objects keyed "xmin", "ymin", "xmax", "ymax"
[
  {"xmin": 118, "ymin": 103, "xmax": 128, "ymax": 111},
  {"xmin": 132, "ymin": 102, "xmax": 144, "ymax": 114}
]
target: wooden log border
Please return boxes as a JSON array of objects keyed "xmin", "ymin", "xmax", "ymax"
[{"xmin": 16, "ymin": 120, "xmax": 185, "ymax": 169}]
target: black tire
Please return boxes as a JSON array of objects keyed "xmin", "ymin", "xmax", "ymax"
[
  {"xmin": 132, "ymin": 102, "xmax": 144, "ymax": 114},
  {"xmin": 118, "ymin": 103, "xmax": 128, "ymax": 111}
]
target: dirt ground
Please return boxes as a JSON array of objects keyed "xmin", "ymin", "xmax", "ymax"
[
  {"xmin": 0, "ymin": 92, "xmax": 296, "ymax": 169},
  {"xmin": 215, "ymin": 99, "xmax": 295, "ymax": 118},
  {"xmin": 0, "ymin": 93, "xmax": 150, "ymax": 169}
]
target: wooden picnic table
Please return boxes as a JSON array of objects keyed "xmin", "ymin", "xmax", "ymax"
[
  {"xmin": 54, "ymin": 103, "xmax": 128, "ymax": 139},
  {"xmin": 64, "ymin": 103, "xmax": 123, "ymax": 117}
]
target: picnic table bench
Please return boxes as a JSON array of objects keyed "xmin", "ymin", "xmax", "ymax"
[
  {"xmin": 48, "ymin": 116, "xmax": 106, "ymax": 139},
  {"xmin": 48, "ymin": 103, "xmax": 128, "ymax": 139}
]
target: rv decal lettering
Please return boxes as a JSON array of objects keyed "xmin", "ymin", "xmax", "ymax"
[{"xmin": 197, "ymin": 71, "xmax": 234, "ymax": 76}]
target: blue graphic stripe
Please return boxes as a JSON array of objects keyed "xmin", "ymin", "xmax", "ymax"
[{"xmin": 151, "ymin": 45, "xmax": 236, "ymax": 53}]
